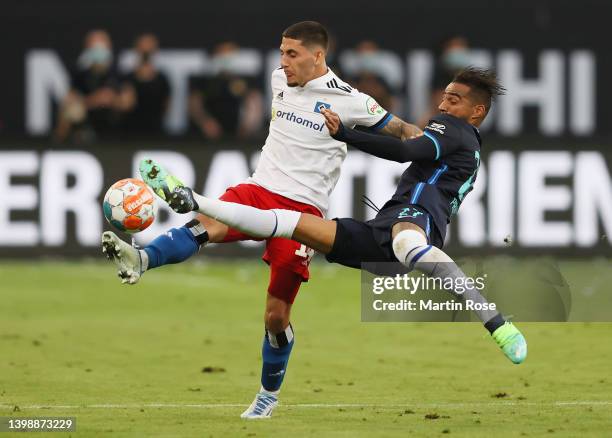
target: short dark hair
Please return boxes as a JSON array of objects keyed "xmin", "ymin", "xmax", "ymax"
[
  {"xmin": 282, "ymin": 21, "xmax": 328, "ymax": 51},
  {"xmin": 452, "ymin": 67, "xmax": 506, "ymax": 113}
]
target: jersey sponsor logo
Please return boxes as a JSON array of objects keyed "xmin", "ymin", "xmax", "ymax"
[
  {"xmin": 426, "ymin": 122, "xmax": 446, "ymax": 135},
  {"xmin": 271, "ymin": 106, "xmax": 324, "ymax": 131},
  {"xmin": 366, "ymin": 97, "xmax": 385, "ymax": 116},
  {"xmin": 326, "ymin": 78, "xmax": 352, "ymax": 93},
  {"xmin": 314, "ymin": 101, "xmax": 331, "ymax": 113}
]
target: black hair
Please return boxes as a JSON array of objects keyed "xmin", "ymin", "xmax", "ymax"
[
  {"xmin": 452, "ymin": 67, "xmax": 506, "ymax": 113},
  {"xmin": 282, "ymin": 21, "xmax": 329, "ymax": 51}
]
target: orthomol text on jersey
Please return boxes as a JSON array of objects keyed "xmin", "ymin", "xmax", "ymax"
[{"xmin": 271, "ymin": 107, "xmax": 325, "ymax": 132}]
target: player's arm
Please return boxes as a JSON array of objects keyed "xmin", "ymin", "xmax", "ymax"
[
  {"xmin": 376, "ymin": 114, "xmax": 423, "ymax": 141},
  {"xmin": 322, "ymin": 109, "xmax": 438, "ymax": 163},
  {"xmin": 347, "ymin": 91, "xmax": 421, "ymax": 140}
]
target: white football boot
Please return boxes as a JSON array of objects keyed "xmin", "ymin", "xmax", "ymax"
[
  {"xmin": 240, "ymin": 389, "xmax": 279, "ymax": 419},
  {"xmin": 101, "ymin": 231, "xmax": 144, "ymax": 285}
]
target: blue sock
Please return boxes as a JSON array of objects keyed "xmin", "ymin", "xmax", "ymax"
[
  {"xmin": 261, "ymin": 325, "xmax": 294, "ymax": 392},
  {"xmin": 144, "ymin": 221, "xmax": 207, "ymax": 270}
]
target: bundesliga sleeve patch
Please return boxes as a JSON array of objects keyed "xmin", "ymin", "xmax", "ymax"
[{"xmin": 366, "ymin": 97, "xmax": 385, "ymax": 116}]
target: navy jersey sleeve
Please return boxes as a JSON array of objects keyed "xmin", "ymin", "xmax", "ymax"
[
  {"xmin": 422, "ymin": 114, "xmax": 463, "ymax": 159},
  {"xmin": 331, "ymin": 123, "xmax": 439, "ymax": 163},
  {"xmin": 331, "ymin": 113, "xmax": 467, "ymax": 163}
]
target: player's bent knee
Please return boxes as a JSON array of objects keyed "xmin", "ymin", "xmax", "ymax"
[
  {"xmin": 265, "ymin": 309, "xmax": 290, "ymax": 333},
  {"xmin": 392, "ymin": 229, "xmax": 428, "ymax": 266}
]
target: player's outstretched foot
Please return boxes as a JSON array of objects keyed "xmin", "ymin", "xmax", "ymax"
[
  {"xmin": 492, "ymin": 322, "xmax": 527, "ymax": 364},
  {"xmin": 139, "ymin": 158, "xmax": 198, "ymax": 213},
  {"xmin": 240, "ymin": 390, "xmax": 278, "ymax": 419},
  {"xmin": 101, "ymin": 231, "xmax": 143, "ymax": 285}
]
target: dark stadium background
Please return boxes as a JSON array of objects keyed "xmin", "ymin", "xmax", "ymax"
[
  {"xmin": 1, "ymin": 3, "xmax": 611, "ymax": 436},
  {"xmin": 0, "ymin": 0, "xmax": 610, "ymax": 257}
]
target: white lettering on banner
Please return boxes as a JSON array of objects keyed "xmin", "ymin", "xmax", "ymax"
[
  {"xmin": 118, "ymin": 50, "xmax": 208, "ymax": 133},
  {"xmin": 328, "ymin": 153, "xmax": 369, "ymax": 219},
  {"xmin": 364, "ymin": 159, "xmax": 405, "ymax": 220},
  {"xmin": 153, "ymin": 51, "xmax": 208, "ymax": 133},
  {"xmin": 25, "ymin": 49, "xmax": 598, "ymax": 137},
  {"xmin": 498, "ymin": 50, "xmax": 564, "ymax": 136},
  {"xmin": 405, "ymin": 50, "xmax": 433, "ymax": 122},
  {"xmin": 131, "ymin": 151, "xmax": 196, "ymax": 244},
  {"xmin": 40, "ymin": 151, "xmax": 103, "ymax": 246},
  {"xmin": 518, "ymin": 151, "xmax": 573, "ymax": 246},
  {"xmin": 574, "ymin": 152, "xmax": 612, "ymax": 246},
  {"xmin": 202, "ymin": 151, "xmax": 258, "ymax": 248},
  {"xmin": 25, "ymin": 50, "xmax": 69, "ymax": 135},
  {"xmin": 570, "ymin": 51, "xmax": 596, "ymax": 135},
  {"xmin": 339, "ymin": 49, "xmax": 404, "ymax": 89},
  {"xmin": 487, "ymin": 151, "xmax": 516, "ymax": 246},
  {"xmin": 203, "ymin": 151, "xmax": 251, "ymax": 198},
  {"xmin": 0, "ymin": 149, "xmax": 610, "ymax": 250},
  {"xmin": 457, "ymin": 162, "xmax": 487, "ymax": 246},
  {"xmin": 0, "ymin": 152, "xmax": 39, "ymax": 246}
]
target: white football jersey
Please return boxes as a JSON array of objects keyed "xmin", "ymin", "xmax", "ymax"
[{"xmin": 249, "ymin": 68, "xmax": 391, "ymax": 215}]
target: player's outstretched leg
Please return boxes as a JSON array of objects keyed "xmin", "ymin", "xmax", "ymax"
[
  {"xmin": 139, "ymin": 158, "xmax": 302, "ymax": 240},
  {"xmin": 392, "ymin": 227, "xmax": 527, "ymax": 364},
  {"xmin": 101, "ymin": 220, "xmax": 209, "ymax": 284}
]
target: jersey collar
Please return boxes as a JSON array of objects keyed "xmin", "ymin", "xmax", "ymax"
[{"xmin": 302, "ymin": 68, "xmax": 335, "ymax": 90}]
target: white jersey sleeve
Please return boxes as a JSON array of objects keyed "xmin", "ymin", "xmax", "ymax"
[{"xmin": 344, "ymin": 91, "xmax": 393, "ymax": 130}]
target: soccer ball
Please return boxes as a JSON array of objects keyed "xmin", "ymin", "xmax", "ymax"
[{"xmin": 103, "ymin": 178, "xmax": 156, "ymax": 233}]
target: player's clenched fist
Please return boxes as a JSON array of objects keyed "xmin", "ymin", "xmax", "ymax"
[{"xmin": 321, "ymin": 108, "xmax": 342, "ymax": 135}]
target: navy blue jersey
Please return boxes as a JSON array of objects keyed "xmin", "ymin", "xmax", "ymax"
[
  {"xmin": 389, "ymin": 113, "xmax": 481, "ymax": 236},
  {"xmin": 332, "ymin": 113, "xmax": 481, "ymax": 240}
]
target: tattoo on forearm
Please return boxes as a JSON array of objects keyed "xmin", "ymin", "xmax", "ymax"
[
  {"xmin": 380, "ymin": 117, "xmax": 403, "ymax": 138},
  {"xmin": 380, "ymin": 116, "xmax": 422, "ymax": 140}
]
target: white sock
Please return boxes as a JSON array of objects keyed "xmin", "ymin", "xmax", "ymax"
[
  {"xmin": 392, "ymin": 230, "xmax": 499, "ymax": 323},
  {"xmin": 392, "ymin": 230, "xmax": 449, "ymax": 266},
  {"xmin": 259, "ymin": 386, "xmax": 280, "ymax": 397},
  {"xmin": 138, "ymin": 249, "xmax": 149, "ymax": 272},
  {"xmin": 192, "ymin": 192, "xmax": 301, "ymax": 239}
]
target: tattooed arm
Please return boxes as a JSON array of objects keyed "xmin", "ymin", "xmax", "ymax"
[
  {"xmin": 378, "ymin": 114, "xmax": 423, "ymax": 140},
  {"xmin": 322, "ymin": 109, "xmax": 433, "ymax": 163}
]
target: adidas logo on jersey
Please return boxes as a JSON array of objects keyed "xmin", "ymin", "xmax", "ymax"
[
  {"xmin": 276, "ymin": 91, "xmax": 284, "ymax": 101},
  {"xmin": 326, "ymin": 78, "xmax": 352, "ymax": 93}
]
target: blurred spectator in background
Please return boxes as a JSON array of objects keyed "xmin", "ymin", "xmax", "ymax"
[
  {"xmin": 189, "ymin": 42, "xmax": 263, "ymax": 140},
  {"xmin": 418, "ymin": 35, "xmax": 475, "ymax": 126},
  {"xmin": 55, "ymin": 30, "xmax": 120, "ymax": 143},
  {"xmin": 116, "ymin": 33, "xmax": 170, "ymax": 137},
  {"xmin": 340, "ymin": 40, "xmax": 402, "ymax": 115}
]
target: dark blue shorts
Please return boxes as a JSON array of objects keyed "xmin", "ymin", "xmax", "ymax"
[{"xmin": 325, "ymin": 204, "xmax": 444, "ymax": 270}]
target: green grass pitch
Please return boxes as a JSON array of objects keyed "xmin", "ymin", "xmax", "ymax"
[{"xmin": 1, "ymin": 258, "xmax": 611, "ymax": 437}]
